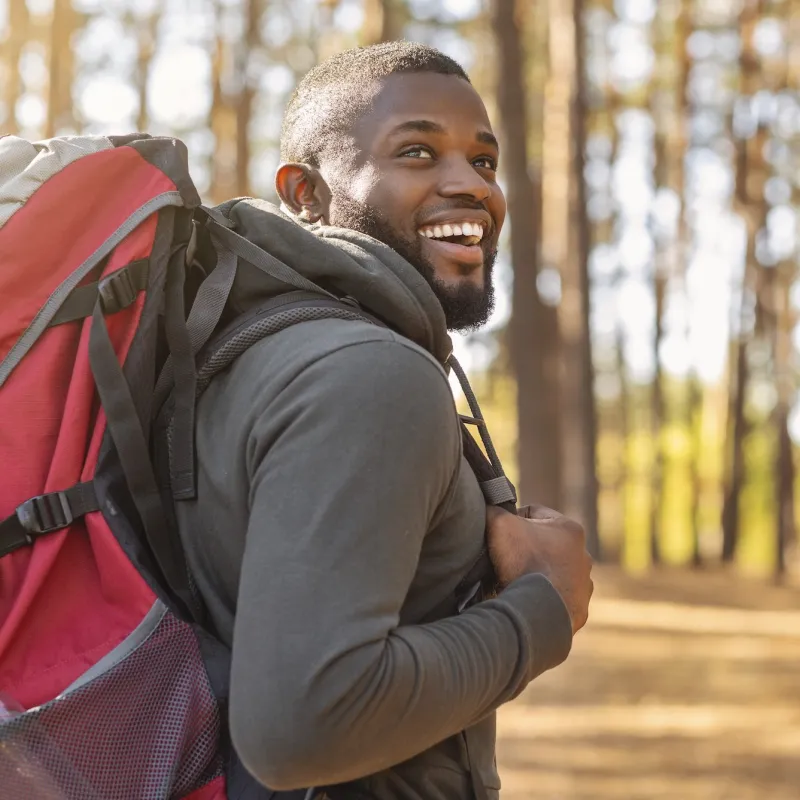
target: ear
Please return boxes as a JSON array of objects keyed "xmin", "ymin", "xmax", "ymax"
[{"xmin": 275, "ymin": 163, "xmax": 330, "ymax": 223}]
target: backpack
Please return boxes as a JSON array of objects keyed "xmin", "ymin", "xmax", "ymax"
[{"xmin": 0, "ymin": 133, "xmax": 514, "ymax": 800}]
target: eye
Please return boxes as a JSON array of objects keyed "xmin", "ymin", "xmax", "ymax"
[
  {"xmin": 473, "ymin": 156, "xmax": 497, "ymax": 171},
  {"xmin": 399, "ymin": 146, "xmax": 435, "ymax": 160}
]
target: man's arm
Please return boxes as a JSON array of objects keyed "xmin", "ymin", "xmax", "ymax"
[{"xmin": 229, "ymin": 335, "xmax": 572, "ymax": 790}]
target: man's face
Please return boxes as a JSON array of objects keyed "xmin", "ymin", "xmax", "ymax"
[{"xmin": 319, "ymin": 72, "xmax": 506, "ymax": 332}]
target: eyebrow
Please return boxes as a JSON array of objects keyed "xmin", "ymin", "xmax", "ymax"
[{"xmin": 388, "ymin": 119, "xmax": 500, "ymax": 150}]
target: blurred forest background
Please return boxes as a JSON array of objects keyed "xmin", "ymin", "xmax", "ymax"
[{"xmin": 3, "ymin": 0, "xmax": 800, "ymax": 583}]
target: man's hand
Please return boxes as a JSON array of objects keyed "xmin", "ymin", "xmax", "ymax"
[{"xmin": 486, "ymin": 504, "xmax": 594, "ymax": 634}]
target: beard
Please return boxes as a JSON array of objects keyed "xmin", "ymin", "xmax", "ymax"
[{"xmin": 329, "ymin": 194, "xmax": 496, "ymax": 333}]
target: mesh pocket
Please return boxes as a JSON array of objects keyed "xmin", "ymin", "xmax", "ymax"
[{"xmin": 0, "ymin": 607, "xmax": 223, "ymax": 799}]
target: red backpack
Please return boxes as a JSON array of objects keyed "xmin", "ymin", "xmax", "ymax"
[
  {"xmin": 0, "ymin": 133, "xmax": 232, "ymax": 799},
  {"xmin": 0, "ymin": 133, "xmax": 510, "ymax": 800}
]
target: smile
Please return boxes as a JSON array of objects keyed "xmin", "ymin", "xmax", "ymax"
[
  {"xmin": 417, "ymin": 221, "xmax": 487, "ymax": 267},
  {"xmin": 417, "ymin": 221, "xmax": 486, "ymax": 246}
]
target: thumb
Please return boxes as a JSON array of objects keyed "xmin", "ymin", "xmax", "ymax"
[{"xmin": 518, "ymin": 504, "xmax": 563, "ymax": 522}]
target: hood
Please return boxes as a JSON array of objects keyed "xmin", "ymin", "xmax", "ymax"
[{"xmin": 218, "ymin": 198, "xmax": 453, "ymax": 365}]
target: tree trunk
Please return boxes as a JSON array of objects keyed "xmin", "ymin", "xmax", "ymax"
[
  {"xmin": 135, "ymin": 12, "xmax": 160, "ymax": 132},
  {"xmin": 489, "ymin": 0, "xmax": 562, "ymax": 509},
  {"xmin": 362, "ymin": 0, "xmax": 401, "ymax": 44},
  {"xmin": 689, "ymin": 376, "xmax": 703, "ymax": 566},
  {"xmin": 236, "ymin": 0, "xmax": 262, "ymax": 196},
  {"xmin": 45, "ymin": 0, "xmax": 76, "ymax": 137},
  {"xmin": 722, "ymin": 334, "xmax": 749, "ymax": 562},
  {"xmin": 649, "ymin": 273, "xmax": 666, "ymax": 564},
  {"xmin": 3, "ymin": 0, "xmax": 29, "ymax": 135},
  {"xmin": 773, "ymin": 265, "xmax": 794, "ymax": 579},
  {"xmin": 722, "ymin": 0, "xmax": 765, "ymax": 562},
  {"xmin": 559, "ymin": 0, "xmax": 599, "ymax": 554}
]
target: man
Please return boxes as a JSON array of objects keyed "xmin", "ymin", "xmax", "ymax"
[{"xmin": 177, "ymin": 41, "xmax": 593, "ymax": 799}]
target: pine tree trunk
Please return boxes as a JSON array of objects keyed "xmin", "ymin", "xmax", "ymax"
[
  {"xmin": 135, "ymin": 12, "xmax": 160, "ymax": 133},
  {"xmin": 560, "ymin": 0, "xmax": 600, "ymax": 555},
  {"xmin": 3, "ymin": 0, "xmax": 29, "ymax": 135},
  {"xmin": 489, "ymin": 0, "xmax": 562, "ymax": 509},
  {"xmin": 45, "ymin": 0, "xmax": 76, "ymax": 137},
  {"xmin": 722, "ymin": 0, "xmax": 765, "ymax": 562}
]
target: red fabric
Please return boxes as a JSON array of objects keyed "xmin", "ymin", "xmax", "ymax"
[
  {"xmin": 182, "ymin": 776, "xmax": 227, "ymax": 800},
  {"xmin": 0, "ymin": 147, "xmax": 176, "ymax": 708}
]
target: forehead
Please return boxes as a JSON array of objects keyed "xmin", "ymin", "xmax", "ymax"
[{"xmin": 350, "ymin": 72, "xmax": 495, "ymax": 147}]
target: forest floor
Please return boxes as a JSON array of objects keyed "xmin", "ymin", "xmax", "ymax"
[{"xmin": 495, "ymin": 565, "xmax": 800, "ymax": 799}]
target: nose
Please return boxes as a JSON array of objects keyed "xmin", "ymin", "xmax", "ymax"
[{"xmin": 438, "ymin": 155, "xmax": 491, "ymax": 204}]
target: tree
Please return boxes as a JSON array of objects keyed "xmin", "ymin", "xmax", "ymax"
[
  {"xmin": 361, "ymin": 0, "xmax": 403, "ymax": 44},
  {"xmin": 489, "ymin": 0, "xmax": 563, "ymax": 510},
  {"xmin": 722, "ymin": 0, "xmax": 767, "ymax": 563},
  {"xmin": 557, "ymin": 0, "xmax": 600, "ymax": 554},
  {"xmin": 209, "ymin": 0, "xmax": 263, "ymax": 202},
  {"xmin": 132, "ymin": 9, "xmax": 161, "ymax": 133},
  {"xmin": 45, "ymin": 0, "xmax": 80, "ymax": 137},
  {"xmin": 2, "ymin": 0, "xmax": 29, "ymax": 135}
]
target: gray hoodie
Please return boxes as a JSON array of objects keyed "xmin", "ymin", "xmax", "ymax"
[{"xmin": 175, "ymin": 199, "xmax": 573, "ymax": 799}]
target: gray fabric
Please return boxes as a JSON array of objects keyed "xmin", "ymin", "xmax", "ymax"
[
  {"xmin": 221, "ymin": 199, "xmax": 452, "ymax": 365},
  {"xmin": 195, "ymin": 304, "xmax": 368, "ymax": 396},
  {"xmin": 208, "ymin": 216, "xmax": 336, "ymax": 298},
  {"xmin": 479, "ymin": 476, "xmax": 518, "ymax": 506},
  {"xmin": 175, "ymin": 203, "xmax": 573, "ymax": 799},
  {"xmin": 0, "ymin": 135, "xmax": 112, "ymax": 229}
]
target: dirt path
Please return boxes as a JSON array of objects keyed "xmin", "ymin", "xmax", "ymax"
[{"xmin": 495, "ymin": 567, "xmax": 800, "ymax": 799}]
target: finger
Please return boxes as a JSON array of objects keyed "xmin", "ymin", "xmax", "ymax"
[{"xmin": 485, "ymin": 504, "xmax": 508, "ymax": 522}]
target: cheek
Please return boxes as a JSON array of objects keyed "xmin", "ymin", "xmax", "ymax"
[
  {"xmin": 491, "ymin": 188, "xmax": 507, "ymax": 234},
  {"xmin": 343, "ymin": 163, "xmax": 382, "ymax": 205}
]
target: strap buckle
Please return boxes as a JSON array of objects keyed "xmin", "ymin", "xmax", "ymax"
[
  {"xmin": 15, "ymin": 492, "xmax": 74, "ymax": 539},
  {"xmin": 98, "ymin": 268, "xmax": 137, "ymax": 314}
]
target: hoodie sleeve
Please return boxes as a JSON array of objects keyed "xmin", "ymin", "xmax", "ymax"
[{"xmin": 228, "ymin": 334, "xmax": 573, "ymax": 791}]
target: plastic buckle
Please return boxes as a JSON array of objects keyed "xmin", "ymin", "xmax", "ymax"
[
  {"xmin": 16, "ymin": 492, "xmax": 73, "ymax": 539},
  {"xmin": 98, "ymin": 268, "xmax": 137, "ymax": 314}
]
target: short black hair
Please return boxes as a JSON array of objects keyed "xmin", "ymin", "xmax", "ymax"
[{"xmin": 280, "ymin": 41, "xmax": 470, "ymax": 167}]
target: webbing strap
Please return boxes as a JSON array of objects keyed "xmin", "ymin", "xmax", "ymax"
[
  {"xmin": 154, "ymin": 234, "xmax": 239, "ymax": 499},
  {"xmin": 202, "ymin": 211, "xmax": 337, "ymax": 299},
  {"xmin": 479, "ymin": 476, "xmax": 517, "ymax": 506},
  {"xmin": 88, "ymin": 297, "xmax": 198, "ymax": 621},
  {"xmin": 0, "ymin": 482, "xmax": 99, "ymax": 558},
  {"xmin": 163, "ymin": 245, "xmax": 198, "ymax": 500},
  {"xmin": 49, "ymin": 259, "xmax": 150, "ymax": 327}
]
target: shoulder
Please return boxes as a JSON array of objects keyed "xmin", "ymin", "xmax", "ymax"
[
  {"xmin": 200, "ymin": 316, "xmax": 460, "ymax": 452},
  {"xmin": 227, "ymin": 316, "xmax": 453, "ymax": 410}
]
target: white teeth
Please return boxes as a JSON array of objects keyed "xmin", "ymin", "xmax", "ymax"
[{"xmin": 418, "ymin": 222, "xmax": 486, "ymax": 240}]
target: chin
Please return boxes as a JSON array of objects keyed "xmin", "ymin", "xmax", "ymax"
[{"xmin": 434, "ymin": 261, "xmax": 484, "ymax": 284}]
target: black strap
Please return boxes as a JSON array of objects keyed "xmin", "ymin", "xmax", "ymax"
[
  {"xmin": 0, "ymin": 482, "xmax": 99, "ymax": 558},
  {"xmin": 159, "ymin": 232, "xmax": 239, "ymax": 500},
  {"xmin": 88, "ymin": 297, "xmax": 199, "ymax": 621},
  {"xmin": 199, "ymin": 208, "xmax": 337, "ymax": 298},
  {"xmin": 49, "ymin": 260, "xmax": 149, "ymax": 327},
  {"xmin": 162, "ymin": 244, "xmax": 198, "ymax": 500}
]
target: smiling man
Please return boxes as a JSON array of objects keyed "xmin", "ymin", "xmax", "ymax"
[{"xmin": 176, "ymin": 42, "xmax": 592, "ymax": 800}]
